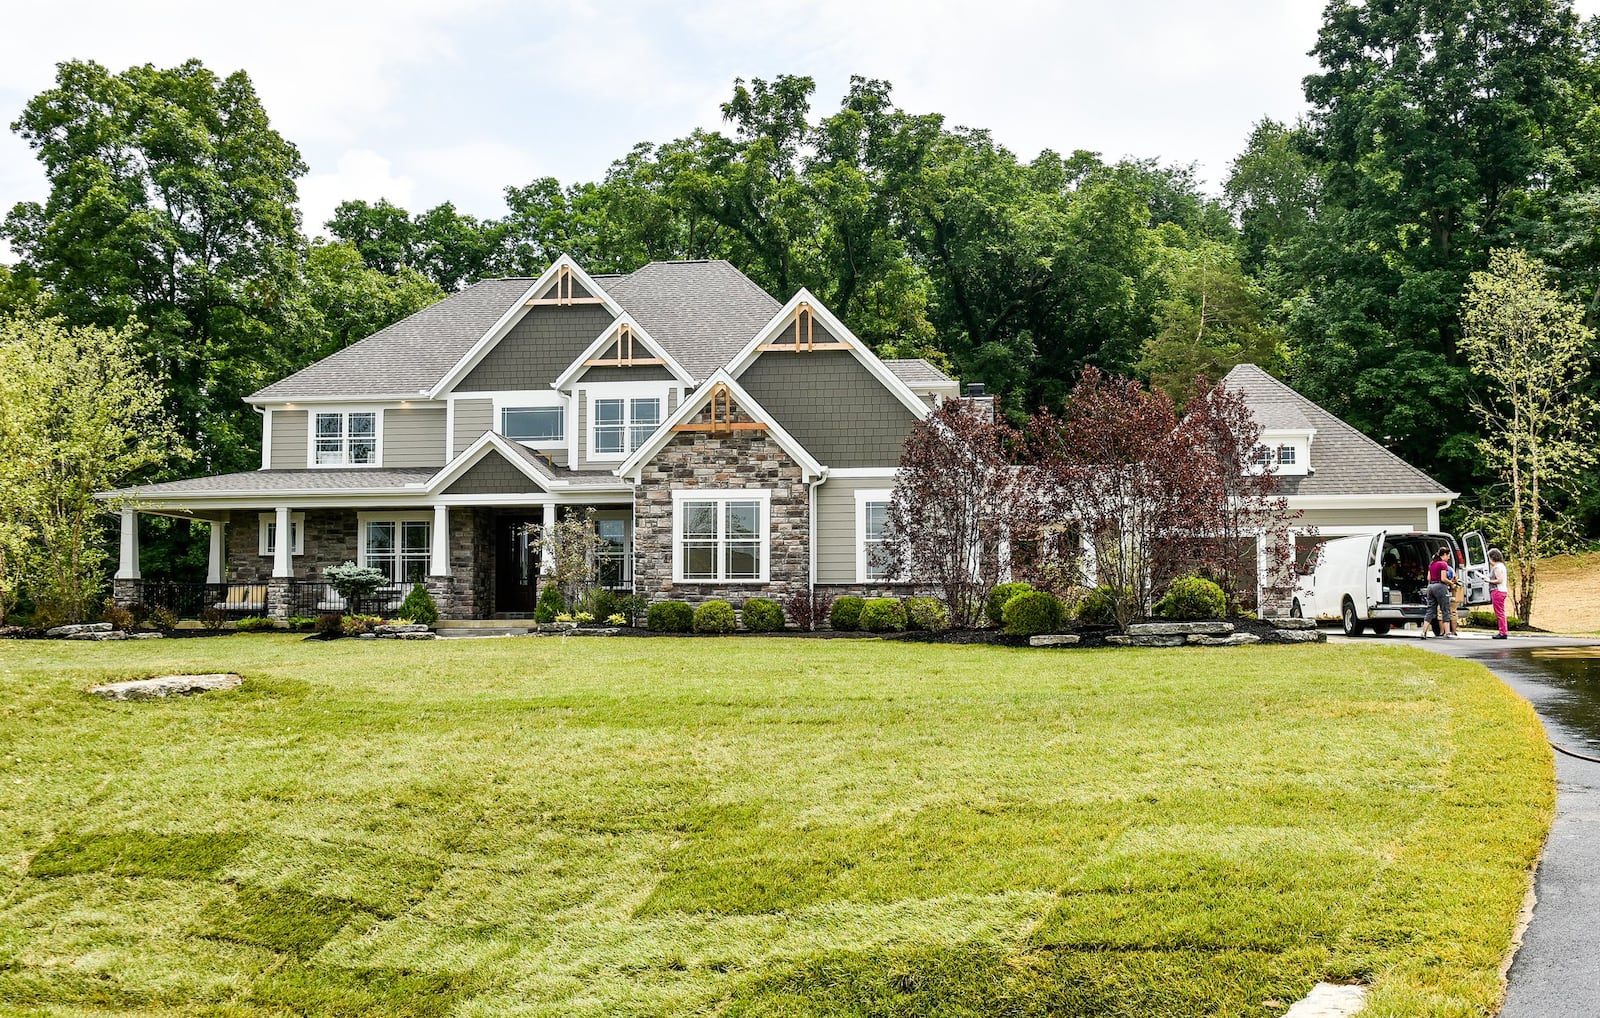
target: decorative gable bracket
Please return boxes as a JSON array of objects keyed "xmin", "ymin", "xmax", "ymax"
[
  {"xmin": 670, "ymin": 382, "xmax": 769, "ymax": 433},
  {"xmin": 755, "ymin": 302, "xmax": 851, "ymax": 353}
]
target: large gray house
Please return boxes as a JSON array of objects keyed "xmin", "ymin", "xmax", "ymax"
[{"xmin": 106, "ymin": 256, "xmax": 959, "ymax": 620}]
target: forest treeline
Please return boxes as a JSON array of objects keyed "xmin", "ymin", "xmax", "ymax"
[{"xmin": 4, "ymin": 0, "xmax": 1600, "ymax": 574}]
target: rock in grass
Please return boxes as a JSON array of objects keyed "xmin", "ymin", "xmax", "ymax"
[
  {"xmin": 374, "ymin": 623, "xmax": 430, "ymax": 635},
  {"xmin": 1266, "ymin": 629, "xmax": 1325, "ymax": 643},
  {"xmin": 46, "ymin": 622, "xmax": 112, "ymax": 638},
  {"xmin": 1105, "ymin": 634, "xmax": 1187, "ymax": 647},
  {"xmin": 1126, "ymin": 621, "xmax": 1233, "ymax": 636},
  {"xmin": 1187, "ymin": 633, "xmax": 1262, "ymax": 646},
  {"xmin": 1029, "ymin": 634, "xmax": 1081, "ymax": 647},
  {"xmin": 1268, "ymin": 618, "xmax": 1318, "ymax": 630},
  {"xmin": 89, "ymin": 673, "xmax": 243, "ymax": 700}
]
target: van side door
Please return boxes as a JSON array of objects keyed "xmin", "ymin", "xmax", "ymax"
[{"xmin": 1460, "ymin": 531, "xmax": 1491, "ymax": 606}]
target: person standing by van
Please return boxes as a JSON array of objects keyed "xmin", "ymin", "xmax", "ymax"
[
  {"xmin": 1425, "ymin": 547, "xmax": 1453, "ymax": 639},
  {"xmin": 1488, "ymin": 548, "xmax": 1510, "ymax": 639}
]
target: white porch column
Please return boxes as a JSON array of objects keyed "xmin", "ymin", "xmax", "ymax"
[
  {"xmin": 431, "ymin": 505, "xmax": 451, "ymax": 576},
  {"xmin": 541, "ymin": 501, "xmax": 557, "ymax": 574},
  {"xmin": 206, "ymin": 520, "xmax": 226, "ymax": 584},
  {"xmin": 116, "ymin": 508, "xmax": 140, "ymax": 580},
  {"xmin": 272, "ymin": 506, "xmax": 293, "ymax": 578}
]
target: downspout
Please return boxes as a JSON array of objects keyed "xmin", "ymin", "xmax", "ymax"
[{"xmin": 809, "ymin": 469, "xmax": 826, "ymax": 628}]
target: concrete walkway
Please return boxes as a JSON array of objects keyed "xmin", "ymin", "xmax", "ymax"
[{"xmin": 1333, "ymin": 627, "xmax": 1600, "ymax": 1017}]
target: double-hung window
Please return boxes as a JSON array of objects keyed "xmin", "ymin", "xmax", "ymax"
[
  {"xmin": 592, "ymin": 396, "xmax": 662, "ymax": 457},
  {"xmin": 502, "ymin": 407, "xmax": 564, "ymax": 445},
  {"xmin": 314, "ymin": 411, "xmax": 378, "ymax": 466},
  {"xmin": 674, "ymin": 491, "xmax": 768, "ymax": 582},
  {"xmin": 363, "ymin": 518, "xmax": 431, "ymax": 585},
  {"xmin": 855, "ymin": 489, "xmax": 898, "ymax": 582}
]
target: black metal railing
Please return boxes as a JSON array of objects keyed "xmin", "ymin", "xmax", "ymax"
[
  {"xmin": 133, "ymin": 580, "xmax": 270, "ymax": 619},
  {"xmin": 283, "ymin": 579, "xmax": 408, "ymax": 619}
]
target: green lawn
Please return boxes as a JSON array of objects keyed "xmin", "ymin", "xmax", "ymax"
[{"xmin": 0, "ymin": 635, "xmax": 1551, "ymax": 1017}]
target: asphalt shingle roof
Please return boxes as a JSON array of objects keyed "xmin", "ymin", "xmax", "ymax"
[
  {"xmin": 605, "ymin": 260, "xmax": 781, "ymax": 379},
  {"xmin": 105, "ymin": 468, "xmax": 438, "ymax": 498},
  {"xmin": 250, "ymin": 278, "xmax": 536, "ymax": 401},
  {"xmin": 884, "ymin": 358, "xmax": 956, "ymax": 388},
  {"xmin": 1222, "ymin": 364, "xmax": 1452, "ymax": 497}
]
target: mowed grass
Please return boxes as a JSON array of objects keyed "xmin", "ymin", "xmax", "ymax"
[{"xmin": 0, "ymin": 635, "xmax": 1551, "ymax": 1017}]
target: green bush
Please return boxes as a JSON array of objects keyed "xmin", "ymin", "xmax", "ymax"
[
  {"xmin": 341, "ymin": 613, "xmax": 382, "ymax": 637},
  {"xmin": 985, "ymin": 582, "xmax": 1034, "ymax": 627},
  {"xmin": 580, "ymin": 587, "xmax": 618, "ymax": 620},
  {"xmin": 1003, "ymin": 590, "xmax": 1065, "ymax": 636},
  {"xmin": 741, "ymin": 598, "xmax": 785, "ymax": 632},
  {"xmin": 647, "ymin": 600, "xmax": 694, "ymax": 633},
  {"xmin": 693, "ymin": 599, "xmax": 737, "ymax": 634},
  {"xmin": 398, "ymin": 583, "xmax": 439, "ymax": 626},
  {"xmin": 1075, "ymin": 586, "xmax": 1123, "ymax": 627},
  {"xmin": 315, "ymin": 612, "xmax": 343, "ymax": 636},
  {"xmin": 905, "ymin": 596, "xmax": 949, "ymax": 632},
  {"xmin": 615, "ymin": 594, "xmax": 648, "ymax": 627},
  {"xmin": 534, "ymin": 584, "xmax": 564, "ymax": 624},
  {"xmin": 99, "ymin": 599, "xmax": 133, "ymax": 631},
  {"xmin": 859, "ymin": 597, "xmax": 908, "ymax": 633},
  {"xmin": 286, "ymin": 615, "xmax": 317, "ymax": 631},
  {"xmin": 830, "ymin": 595, "xmax": 866, "ymax": 631},
  {"xmin": 1467, "ymin": 610, "xmax": 1525, "ymax": 630},
  {"xmin": 234, "ymin": 616, "xmax": 276, "ymax": 633},
  {"xmin": 1153, "ymin": 575, "xmax": 1227, "ymax": 621},
  {"xmin": 147, "ymin": 606, "xmax": 179, "ymax": 632}
]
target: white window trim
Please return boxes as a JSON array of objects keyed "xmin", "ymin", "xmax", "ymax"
[
  {"xmin": 855, "ymin": 488, "xmax": 898, "ymax": 583},
  {"xmin": 671, "ymin": 489, "xmax": 772, "ymax": 584},
  {"xmin": 257, "ymin": 512, "xmax": 305, "ymax": 556},
  {"xmin": 581, "ymin": 382, "xmax": 676, "ymax": 463},
  {"xmin": 498, "ymin": 401, "xmax": 567, "ymax": 449},
  {"xmin": 592, "ymin": 508, "xmax": 633, "ymax": 587},
  {"xmin": 307, "ymin": 407, "xmax": 385, "ymax": 468},
  {"xmin": 355, "ymin": 511, "xmax": 435, "ymax": 582}
]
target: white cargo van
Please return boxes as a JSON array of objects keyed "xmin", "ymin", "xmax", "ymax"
[{"xmin": 1291, "ymin": 530, "xmax": 1491, "ymax": 636}]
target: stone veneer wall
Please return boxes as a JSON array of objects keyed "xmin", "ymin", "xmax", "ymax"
[
  {"xmin": 227, "ymin": 509, "xmax": 359, "ymax": 581},
  {"xmin": 425, "ymin": 508, "xmax": 489, "ymax": 621},
  {"xmin": 633, "ymin": 407, "xmax": 810, "ymax": 604}
]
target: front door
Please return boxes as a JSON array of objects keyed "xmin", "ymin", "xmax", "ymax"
[{"xmin": 494, "ymin": 515, "xmax": 540, "ymax": 614}]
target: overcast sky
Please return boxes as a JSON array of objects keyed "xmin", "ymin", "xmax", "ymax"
[{"xmin": 3, "ymin": 0, "xmax": 1600, "ymax": 255}]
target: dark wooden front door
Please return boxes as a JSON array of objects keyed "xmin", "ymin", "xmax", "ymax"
[{"xmin": 494, "ymin": 515, "xmax": 540, "ymax": 614}]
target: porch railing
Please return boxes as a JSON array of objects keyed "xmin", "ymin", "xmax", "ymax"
[
  {"xmin": 283, "ymin": 579, "xmax": 409, "ymax": 619},
  {"xmin": 132, "ymin": 580, "xmax": 269, "ymax": 619}
]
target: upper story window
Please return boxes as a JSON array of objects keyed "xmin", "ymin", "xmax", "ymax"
[
  {"xmin": 502, "ymin": 406, "xmax": 564, "ymax": 445},
  {"xmin": 1276, "ymin": 444, "xmax": 1296, "ymax": 466},
  {"xmin": 314, "ymin": 411, "xmax": 377, "ymax": 466},
  {"xmin": 593, "ymin": 397, "xmax": 662, "ymax": 456}
]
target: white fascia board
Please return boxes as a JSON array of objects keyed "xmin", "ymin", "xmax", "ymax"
[
  {"xmin": 551, "ymin": 312, "xmax": 695, "ymax": 390},
  {"xmin": 427, "ymin": 254, "xmax": 624, "ymax": 399},
  {"xmin": 1284, "ymin": 493, "xmax": 1459, "ymax": 508},
  {"xmin": 248, "ymin": 394, "xmax": 428, "ymax": 408},
  {"xmin": 613, "ymin": 369, "xmax": 826, "ymax": 483},
  {"xmin": 725, "ymin": 288, "xmax": 931, "ymax": 421},
  {"xmin": 424, "ymin": 431, "xmax": 559, "ymax": 494}
]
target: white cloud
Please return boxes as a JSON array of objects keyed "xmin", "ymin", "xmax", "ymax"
[{"xmin": 298, "ymin": 149, "xmax": 417, "ymax": 239}]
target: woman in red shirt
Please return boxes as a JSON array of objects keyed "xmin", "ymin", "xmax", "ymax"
[{"xmin": 1424, "ymin": 548, "xmax": 1454, "ymax": 639}]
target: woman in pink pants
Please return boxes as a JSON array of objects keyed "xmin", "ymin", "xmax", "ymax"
[{"xmin": 1488, "ymin": 548, "xmax": 1510, "ymax": 639}]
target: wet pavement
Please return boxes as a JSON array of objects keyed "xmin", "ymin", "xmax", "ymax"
[{"xmin": 1332, "ymin": 627, "xmax": 1600, "ymax": 1017}]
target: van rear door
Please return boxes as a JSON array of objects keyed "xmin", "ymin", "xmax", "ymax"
[
  {"xmin": 1460, "ymin": 531, "xmax": 1491, "ymax": 606},
  {"xmin": 1366, "ymin": 532, "xmax": 1385, "ymax": 612}
]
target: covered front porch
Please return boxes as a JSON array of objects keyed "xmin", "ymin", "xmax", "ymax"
[{"xmin": 111, "ymin": 500, "xmax": 636, "ymax": 623}]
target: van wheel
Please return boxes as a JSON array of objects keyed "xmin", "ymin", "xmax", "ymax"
[
  {"xmin": 1290, "ymin": 599, "xmax": 1303, "ymax": 619},
  {"xmin": 1341, "ymin": 599, "xmax": 1365, "ymax": 637},
  {"xmin": 1370, "ymin": 622, "xmax": 1392, "ymax": 636}
]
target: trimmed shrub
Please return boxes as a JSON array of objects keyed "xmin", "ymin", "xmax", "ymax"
[
  {"xmin": 741, "ymin": 598, "xmax": 785, "ymax": 632},
  {"xmin": 286, "ymin": 615, "xmax": 317, "ymax": 631},
  {"xmin": 534, "ymin": 584, "xmax": 564, "ymax": 624},
  {"xmin": 1467, "ymin": 609, "xmax": 1525, "ymax": 630},
  {"xmin": 581, "ymin": 587, "xmax": 618, "ymax": 620},
  {"xmin": 99, "ymin": 599, "xmax": 133, "ymax": 631},
  {"xmin": 693, "ymin": 599, "xmax": 737, "ymax": 634},
  {"xmin": 315, "ymin": 612, "xmax": 344, "ymax": 636},
  {"xmin": 905, "ymin": 596, "xmax": 950, "ymax": 632},
  {"xmin": 147, "ymin": 606, "xmax": 179, "ymax": 632},
  {"xmin": 1075, "ymin": 586, "xmax": 1122, "ymax": 627},
  {"xmin": 1003, "ymin": 590, "xmax": 1065, "ymax": 636},
  {"xmin": 398, "ymin": 583, "xmax": 439, "ymax": 626},
  {"xmin": 860, "ymin": 597, "xmax": 908, "ymax": 633},
  {"xmin": 615, "ymin": 594, "xmax": 648, "ymax": 627},
  {"xmin": 1153, "ymin": 575, "xmax": 1227, "ymax": 621},
  {"xmin": 985, "ymin": 582, "xmax": 1034, "ymax": 627},
  {"xmin": 647, "ymin": 600, "xmax": 694, "ymax": 633},
  {"xmin": 234, "ymin": 616, "xmax": 276, "ymax": 633},
  {"xmin": 341, "ymin": 614, "xmax": 382, "ymax": 637},
  {"xmin": 830, "ymin": 595, "xmax": 866, "ymax": 632}
]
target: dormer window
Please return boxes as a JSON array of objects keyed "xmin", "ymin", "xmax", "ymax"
[{"xmin": 1276, "ymin": 445, "xmax": 1296, "ymax": 466}]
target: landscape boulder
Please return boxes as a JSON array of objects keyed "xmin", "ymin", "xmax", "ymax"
[
  {"xmin": 88, "ymin": 673, "xmax": 242, "ymax": 700},
  {"xmin": 1268, "ymin": 618, "xmax": 1318, "ymax": 630},
  {"xmin": 1266, "ymin": 629, "xmax": 1325, "ymax": 643},
  {"xmin": 1187, "ymin": 633, "xmax": 1262, "ymax": 647},
  {"xmin": 1106, "ymin": 634, "xmax": 1188, "ymax": 648},
  {"xmin": 1126, "ymin": 621, "xmax": 1234, "ymax": 637},
  {"xmin": 1028, "ymin": 634, "xmax": 1081, "ymax": 647},
  {"xmin": 46, "ymin": 622, "xmax": 111, "ymax": 638}
]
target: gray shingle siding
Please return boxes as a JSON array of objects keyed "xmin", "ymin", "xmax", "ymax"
[
  {"xmin": 383, "ymin": 407, "xmax": 446, "ymax": 467},
  {"xmin": 444, "ymin": 452, "xmax": 544, "ymax": 495},
  {"xmin": 458, "ymin": 304, "xmax": 616, "ymax": 392},
  {"xmin": 736, "ymin": 350, "xmax": 917, "ymax": 468},
  {"xmin": 578, "ymin": 363, "xmax": 677, "ymax": 384},
  {"xmin": 269, "ymin": 411, "xmax": 307, "ymax": 469},
  {"xmin": 452, "ymin": 399, "xmax": 493, "ymax": 457}
]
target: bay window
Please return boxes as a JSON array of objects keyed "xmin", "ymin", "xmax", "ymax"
[
  {"xmin": 313, "ymin": 411, "xmax": 378, "ymax": 466},
  {"xmin": 673, "ymin": 490, "xmax": 769, "ymax": 583}
]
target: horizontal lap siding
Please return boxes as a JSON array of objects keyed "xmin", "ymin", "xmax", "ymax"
[
  {"xmin": 815, "ymin": 476, "xmax": 895, "ymax": 584},
  {"xmin": 383, "ymin": 407, "xmax": 446, "ymax": 467},
  {"xmin": 453, "ymin": 400, "xmax": 493, "ymax": 457},
  {"xmin": 735, "ymin": 347, "xmax": 916, "ymax": 469},
  {"xmin": 269, "ymin": 411, "xmax": 307, "ymax": 469},
  {"xmin": 1295, "ymin": 507, "xmax": 1432, "ymax": 530}
]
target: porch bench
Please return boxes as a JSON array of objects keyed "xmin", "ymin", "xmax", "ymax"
[{"xmin": 211, "ymin": 584, "xmax": 268, "ymax": 614}]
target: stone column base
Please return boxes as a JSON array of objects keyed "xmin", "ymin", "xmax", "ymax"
[
  {"xmin": 112, "ymin": 579, "xmax": 142, "ymax": 610},
  {"xmin": 266, "ymin": 578, "xmax": 293, "ymax": 622},
  {"xmin": 425, "ymin": 576, "xmax": 475, "ymax": 620}
]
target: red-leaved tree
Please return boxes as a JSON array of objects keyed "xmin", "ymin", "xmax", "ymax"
[
  {"xmin": 878, "ymin": 400, "xmax": 1018, "ymax": 628},
  {"xmin": 1022, "ymin": 369, "xmax": 1300, "ymax": 628}
]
